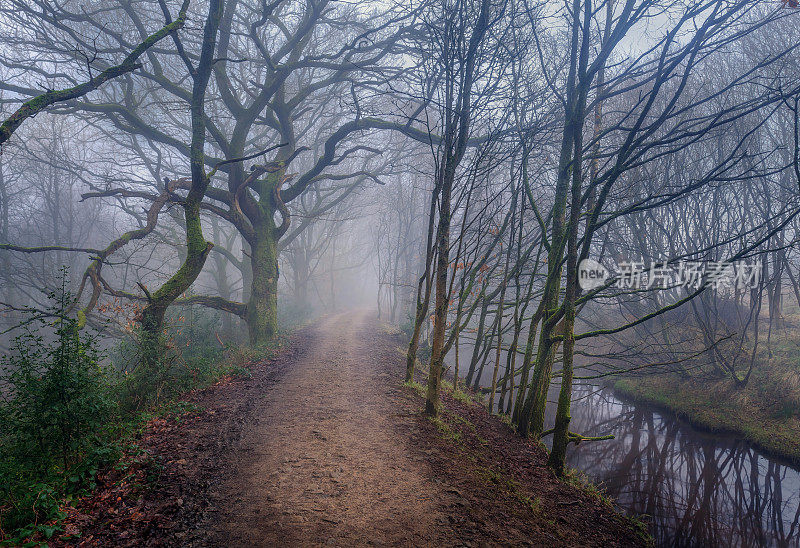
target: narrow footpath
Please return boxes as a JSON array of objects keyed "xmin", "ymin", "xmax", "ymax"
[
  {"xmin": 207, "ymin": 311, "xmax": 444, "ymax": 545},
  {"xmin": 58, "ymin": 311, "xmax": 646, "ymax": 547}
]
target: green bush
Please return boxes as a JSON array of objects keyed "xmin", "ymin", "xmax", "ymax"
[
  {"xmin": 0, "ymin": 281, "xmax": 281, "ymax": 540},
  {"xmin": 165, "ymin": 305, "xmax": 226, "ymax": 366},
  {"xmin": 399, "ymin": 312, "xmax": 416, "ymax": 341},
  {"xmin": 111, "ymin": 304, "xmax": 235, "ymax": 412},
  {"xmin": 0, "ymin": 288, "xmax": 116, "ymax": 536},
  {"xmin": 108, "ymin": 305, "xmax": 216, "ymax": 406}
]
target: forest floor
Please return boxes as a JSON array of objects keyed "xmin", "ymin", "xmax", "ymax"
[{"xmin": 51, "ymin": 311, "xmax": 647, "ymax": 547}]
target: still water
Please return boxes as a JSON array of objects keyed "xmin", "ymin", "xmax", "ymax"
[{"xmin": 560, "ymin": 385, "xmax": 800, "ymax": 547}]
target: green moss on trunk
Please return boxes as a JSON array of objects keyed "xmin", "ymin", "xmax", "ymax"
[{"xmin": 246, "ymin": 173, "xmax": 282, "ymax": 345}]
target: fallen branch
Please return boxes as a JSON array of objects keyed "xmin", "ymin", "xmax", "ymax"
[{"xmin": 539, "ymin": 428, "xmax": 615, "ymax": 446}]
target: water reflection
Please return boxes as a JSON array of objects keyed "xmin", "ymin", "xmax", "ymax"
[{"xmin": 562, "ymin": 385, "xmax": 800, "ymax": 547}]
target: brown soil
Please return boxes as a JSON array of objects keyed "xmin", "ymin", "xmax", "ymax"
[{"xmin": 56, "ymin": 311, "xmax": 647, "ymax": 547}]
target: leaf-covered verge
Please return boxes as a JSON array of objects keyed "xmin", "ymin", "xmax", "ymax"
[
  {"xmin": 0, "ymin": 287, "xmax": 289, "ymax": 546},
  {"xmin": 393, "ymin": 327, "xmax": 652, "ymax": 546}
]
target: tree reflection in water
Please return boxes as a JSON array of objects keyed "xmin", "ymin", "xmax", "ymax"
[{"xmin": 560, "ymin": 385, "xmax": 800, "ymax": 547}]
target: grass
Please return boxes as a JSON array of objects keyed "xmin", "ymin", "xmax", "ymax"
[
  {"xmin": 614, "ymin": 374, "xmax": 800, "ymax": 465},
  {"xmin": 476, "ymin": 465, "xmax": 562, "ymax": 533},
  {"xmin": 444, "ymin": 408, "xmax": 476, "ymax": 430},
  {"xmin": 402, "ymin": 379, "xmax": 426, "ymax": 397},
  {"xmin": 565, "ymin": 467, "xmax": 652, "ymax": 545},
  {"xmin": 564, "ymin": 467, "xmax": 611, "ymax": 506},
  {"xmin": 520, "ymin": 494, "xmax": 543, "ymax": 515},
  {"xmin": 478, "ymin": 465, "xmax": 517, "ymax": 490},
  {"xmin": 401, "ymin": 378, "xmax": 485, "ymax": 445},
  {"xmin": 452, "ymin": 387, "xmax": 477, "ymax": 405},
  {"xmin": 429, "ymin": 415, "xmax": 463, "ymax": 443},
  {"xmin": 611, "ymin": 309, "xmax": 800, "ymax": 466}
]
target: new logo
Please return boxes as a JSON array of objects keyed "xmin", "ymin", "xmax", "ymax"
[{"xmin": 578, "ymin": 259, "xmax": 608, "ymax": 290}]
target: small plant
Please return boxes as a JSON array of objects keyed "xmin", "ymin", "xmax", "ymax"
[
  {"xmin": 452, "ymin": 388, "xmax": 474, "ymax": 405},
  {"xmin": 564, "ymin": 467, "xmax": 611, "ymax": 506},
  {"xmin": 519, "ymin": 494, "xmax": 542, "ymax": 515},
  {"xmin": 112, "ymin": 304, "xmax": 230, "ymax": 412},
  {"xmin": 0, "ymin": 279, "xmax": 116, "ymax": 536},
  {"xmin": 403, "ymin": 379, "xmax": 426, "ymax": 397},
  {"xmin": 429, "ymin": 415, "xmax": 462, "ymax": 443}
]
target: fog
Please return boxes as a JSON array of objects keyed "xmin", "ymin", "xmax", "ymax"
[{"xmin": 2, "ymin": 0, "xmax": 800, "ymax": 545}]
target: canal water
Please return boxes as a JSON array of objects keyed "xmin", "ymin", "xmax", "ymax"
[
  {"xmin": 560, "ymin": 384, "xmax": 800, "ymax": 547},
  {"xmin": 449, "ymin": 337, "xmax": 800, "ymax": 546}
]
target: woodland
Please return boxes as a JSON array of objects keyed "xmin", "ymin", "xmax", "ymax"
[{"xmin": 2, "ymin": 0, "xmax": 800, "ymax": 545}]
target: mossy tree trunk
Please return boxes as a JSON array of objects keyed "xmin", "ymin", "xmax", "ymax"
[
  {"xmin": 465, "ymin": 296, "xmax": 489, "ymax": 387},
  {"xmin": 549, "ymin": 0, "xmax": 590, "ymax": 473},
  {"xmin": 405, "ymin": 182, "xmax": 440, "ymax": 383},
  {"xmin": 139, "ymin": 0, "xmax": 223, "ymax": 382},
  {"xmin": 425, "ymin": 0, "xmax": 492, "ymax": 417},
  {"xmin": 245, "ymin": 167, "xmax": 289, "ymax": 346},
  {"xmin": 519, "ymin": 0, "xmax": 591, "ymax": 446},
  {"xmin": 425, "ymin": 168, "xmax": 454, "ymax": 417},
  {"xmin": 247, "ymin": 217, "xmax": 280, "ymax": 345},
  {"xmin": 516, "ymin": 65, "xmax": 575, "ymax": 438}
]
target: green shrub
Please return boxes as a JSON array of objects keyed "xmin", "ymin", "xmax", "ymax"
[
  {"xmin": 0, "ymin": 279, "xmax": 286, "ymax": 540},
  {"xmin": 399, "ymin": 313, "xmax": 416, "ymax": 340},
  {"xmin": 110, "ymin": 305, "xmax": 229, "ymax": 412},
  {"xmin": 165, "ymin": 305, "xmax": 226, "ymax": 366},
  {"xmin": 0, "ymin": 288, "xmax": 116, "ymax": 536}
]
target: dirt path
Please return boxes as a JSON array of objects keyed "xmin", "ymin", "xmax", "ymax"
[
  {"xmin": 57, "ymin": 311, "xmax": 646, "ymax": 547},
  {"xmin": 207, "ymin": 310, "xmax": 444, "ymax": 546}
]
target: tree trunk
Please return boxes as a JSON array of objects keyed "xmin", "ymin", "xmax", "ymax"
[
  {"xmin": 405, "ymin": 190, "xmax": 440, "ymax": 383},
  {"xmin": 465, "ymin": 296, "xmax": 489, "ymax": 387},
  {"xmin": 425, "ymin": 172, "xmax": 453, "ymax": 417},
  {"xmin": 247, "ymin": 219, "xmax": 279, "ymax": 345},
  {"xmin": 139, "ymin": 0, "xmax": 223, "ymax": 385}
]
